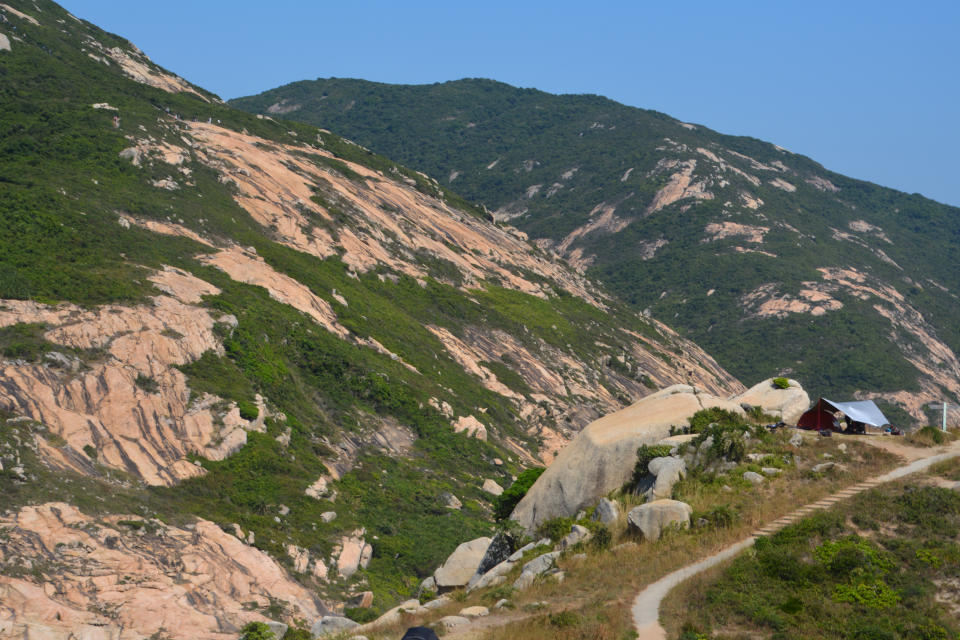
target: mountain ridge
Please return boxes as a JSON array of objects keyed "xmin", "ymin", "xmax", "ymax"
[{"xmin": 231, "ymin": 77, "xmax": 960, "ymax": 423}]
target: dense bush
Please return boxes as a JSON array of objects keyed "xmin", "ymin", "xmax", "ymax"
[
  {"xmin": 239, "ymin": 622, "xmax": 275, "ymax": 640},
  {"xmin": 688, "ymin": 407, "xmax": 747, "ymax": 433},
  {"xmin": 537, "ymin": 516, "xmax": 575, "ymax": 543},
  {"xmin": 772, "ymin": 377, "xmax": 790, "ymax": 389},
  {"xmin": 494, "ymin": 467, "xmax": 545, "ymax": 520}
]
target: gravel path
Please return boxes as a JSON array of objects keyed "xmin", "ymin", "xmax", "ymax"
[{"xmin": 632, "ymin": 440, "xmax": 960, "ymax": 640}]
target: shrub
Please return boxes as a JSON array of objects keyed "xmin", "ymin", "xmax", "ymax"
[
  {"xmin": 697, "ymin": 504, "xmax": 738, "ymax": 529},
  {"xmin": 548, "ymin": 610, "xmax": 582, "ymax": 628},
  {"xmin": 343, "ymin": 607, "xmax": 377, "ymax": 623},
  {"xmin": 537, "ymin": 516, "xmax": 574, "ymax": 543},
  {"xmin": 907, "ymin": 425, "xmax": 953, "ymax": 447},
  {"xmin": 135, "ymin": 374, "xmax": 159, "ymax": 393},
  {"xmin": 773, "ymin": 377, "xmax": 790, "ymax": 389},
  {"xmin": 494, "ymin": 467, "xmax": 545, "ymax": 520},
  {"xmin": 688, "ymin": 407, "xmax": 747, "ymax": 433},
  {"xmin": 239, "ymin": 622, "xmax": 275, "ymax": 640},
  {"xmin": 281, "ymin": 628, "xmax": 311, "ymax": 640},
  {"xmin": 238, "ymin": 400, "xmax": 260, "ymax": 421},
  {"xmin": 833, "ymin": 579, "xmax": 900, "ymax": 609},
  {"xmin": 590, "ymin": 525, "xmax": 612, "ymax": 550},
  {"xmin": 83, "ymin": 444, "xmax": 97, "ymax": 460}
]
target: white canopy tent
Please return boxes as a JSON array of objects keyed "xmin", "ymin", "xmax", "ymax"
[{"xmin": 821, "ymin": 398, "xmax": 891, "ymax": 427}]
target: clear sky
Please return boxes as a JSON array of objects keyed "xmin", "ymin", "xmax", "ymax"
[{"xmin": 60, "ymin": 1, "xmax": 960, "ymax": 207}]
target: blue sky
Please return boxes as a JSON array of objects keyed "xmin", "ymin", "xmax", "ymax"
[{"xmin": 61, "ymin": 1, "xmax": 960, "ymax": 207}]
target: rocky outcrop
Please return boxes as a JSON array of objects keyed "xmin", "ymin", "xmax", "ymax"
[
  {"xmin": 510, "ymin": 384, "xmax": 744, "ymax": 530},
  {"xmin": 736, "ymin": 377, "xmax": 809, "ymax": 424},
  {"xmin": 646, "ymin": 456, "xmax": 686, "ymax": 500},
  {"xmin": 0, "ymin": 287, "xmax": 257, "ymax": 486},
  {"xmin": 509, "ymin": 379, "xmax": 813, "ymax": 529},
  {"xmin": 627, "ymin": 500, "xmax": 693, "ymax": 542},
  {"xmin": 482, "ymin": 479, "xmax": 504, "ymax": 495},
  {"xmin": 433, "ymin": 537, "xmax": 491, "ymax": 590},
  {"xmin": 335, "ymin": 531, "xmax": 372, "ymax": 579},
  {"xmin": 0, "ymin": 503, "xmax": 323, "ymax": 640},
  {"xmin": 592, "ymin": 497, "xmax": 620, "ymax": 525},
  {"xmin": 311, "ymin": 616, "xmax": 359, "ymax": 638},
  {"xmin": 453, "ymin": 415, "xmax": 488, "ymax": 440}
]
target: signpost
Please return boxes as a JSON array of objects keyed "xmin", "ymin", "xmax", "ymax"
[{"xmin": 927, "ymin": 402, "xmax": 960, "ymax": 432}]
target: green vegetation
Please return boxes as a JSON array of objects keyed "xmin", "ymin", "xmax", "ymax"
[
  {"xmin": 772, "ymin": 377, "xmax": 790, "ymax": 389},
  {"xmin": 671, "ymin": 482, "xmax": 960, "ymax": 638},
  {"xmin": 688, "ymin": 407, "xmax": 746, "ymax": 433},
  {"xmin": 239, "ymin": 622, "xmax": 275, "ymax": 640},
  {"xmin": 494, "ymin": 467, "xmax": 545, "ymax": 520},
  {"xmin": 134, "ymin": 374, "xmax": 159, "ymax": 393}
]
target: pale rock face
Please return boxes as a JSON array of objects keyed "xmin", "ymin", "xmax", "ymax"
[
  {"xmin": 453, "ymin": 415, "xmax": 488, "ymax": 441},
  {"xmin": 311, "ymin": 558, "xmax": 329, "ymax": 580},
  {"xmin": 0, "ymin": 503, "xmax": 323, "ymax": 640},
  {"xmin": 305, "ymin": 476, "xmax": 332, "ymax": 500},
  {"xmin": 742, "ymin": 471, "xmax": 765, "ymax": 485},
  {"xmin": 626, "ymin": 499, "xmax": 693, "ymax": 542},
  {"xmin": 336, "ymin": 530, "xmax": 371, "ymax": 579},
  {"xmin": 735, "ymin": 378, "xmax": 810, "ymax": 424},
  {"xmin": 433, "ymin": 537, "xmax": 492, "ymax": 589},
  {"xmin": 0, "ymin": 33, "xmax": 11, "ymax": 52},
  {"xmin": 591, "ymin": 497, "xmax": 620, "ymax": 525},
  {"xmin": 482, "ymin": 478, "xmax": 504, "ymax": 496},
  {"xmin": 441, "ymin": 492, "xmax": 462, "ymax": 510},
  {"xmin": 0, "ymin": 290, "xmax": 259, "ymax": 487},
  {"xmin": 287, "ymin": 544, "xmax": 311, "ymax": 573},
  {"xmin": 510, "ymin": 384, "xmax": 745, "ymax": 530},
  {"xmin": 647, "ymin": 456, "xmax": 686, "ymax": 500},
  {"xmin": 429, "ymin": 397, "xmax": 455, "ymax": 418},
  {"xmin": 459, "ymin": 606, "xmax": 489, "ymax": 617},
  {"xmin": 467, "ymin": 559, "xmax": 515, "ymax": 592},
  {"xmin": 311, "ymin": 616, "xmax": 359, "ymax": 638}
]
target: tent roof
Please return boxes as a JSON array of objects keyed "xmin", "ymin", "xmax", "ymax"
[{"xmin": 819, "ymin": 398, "xmax": 890, "ymax": 427}]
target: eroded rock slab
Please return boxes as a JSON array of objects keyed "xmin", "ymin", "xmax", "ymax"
[{"xmin": 0, "ymin": 503, "xmax": 323, "ymax": 640}]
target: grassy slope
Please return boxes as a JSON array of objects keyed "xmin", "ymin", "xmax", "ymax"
[
  {"xmin": 230, "ymin": 78, "xmax": 960, "ymax": 403},
  {"xmin": 664, "ymin": 463, "xmax": 960, "ymax": 639}
]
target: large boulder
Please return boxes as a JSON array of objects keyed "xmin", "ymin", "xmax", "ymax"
[
  {"xmin": 734, "ymin": 378, "xmax": 809, "ymax": 424},
  {"xmin": 467, "ymin": 559, "xmax": 515, "ymax": 592},
  {"xmin": 591, "ymin": 497, "xmax": 620, "ymax": 525},
  {"xmin": 626, "ymin": 499, "xmax": 693, "ymax": 542},
  {"xmin": 472, "ymin": 531, "xmax": 517, "ymax": 579},
  {"xmin": 647, "ymin": 456, "xmax": 686, "ymax": 500},
  {"xmin": 510, "ymin": 385, "xmax": 745, "ymax": 530},
  {"xmin": 311, "ymin": 616, "xmax": 358, "ymax": 638},
  {"xmin": 433, "ymin": 537, "xmax": 492, "ymax": 590}
]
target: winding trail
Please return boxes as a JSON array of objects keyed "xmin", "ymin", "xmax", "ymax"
[{"xmin": 632, "ymin": 440, "xmax": 960, "ymax": 639}]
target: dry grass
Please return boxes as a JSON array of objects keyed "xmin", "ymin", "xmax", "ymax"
[
  {"xmin": 362, "ymin": 431, "xmax": 902, "ymax": 640},
  {"xmin": 905, "ymin": 425, "xmax": 958, "ymax": 448}
]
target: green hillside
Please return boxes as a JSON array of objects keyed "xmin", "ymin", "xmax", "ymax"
[
  {"xmin": 232, "ymin": 78, "xmax": 960, "ymax": 414},
  {"xmin": 0, "ymin": 1, "xmax": 740, "ymax": 619}
]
